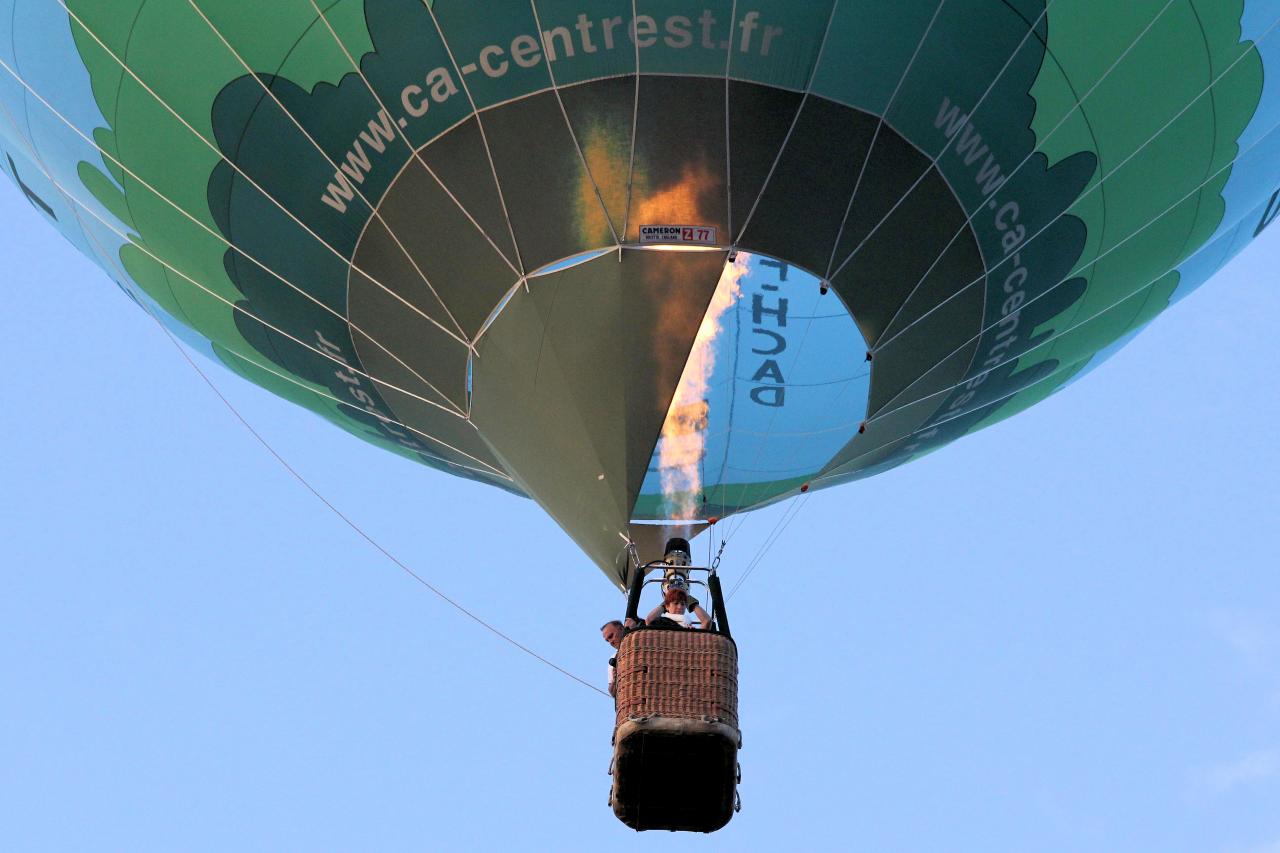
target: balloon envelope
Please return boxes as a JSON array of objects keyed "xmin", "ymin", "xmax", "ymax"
[{"xmin": 3, "ymin": 0, "xmax": 1277, "ymax": 581}]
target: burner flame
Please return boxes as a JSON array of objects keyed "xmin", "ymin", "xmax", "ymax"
[{"xmin": 657, "ymin": 255, "xmax": 748, "ymax": 519}]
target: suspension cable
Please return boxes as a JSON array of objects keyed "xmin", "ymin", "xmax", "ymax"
[{"xmin": 727, "ymin": 494, "xmax": 812, "ymax": 600}]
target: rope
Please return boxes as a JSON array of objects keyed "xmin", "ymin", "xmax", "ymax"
[
  {"xmin": 0, "ymin": 68, "xmax": 604, "ymax": 694},
  {"xmin": 145, "ymin": 310, "xmax": 610, "ymax": 699}
]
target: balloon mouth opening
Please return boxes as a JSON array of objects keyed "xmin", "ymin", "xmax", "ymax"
[
  {"xmin": 525, "ymin": 245, "xmax": 725, "ymax": 282},
  {"xmin": 629, "ymin": 244, "xmax": 726, "ymax": 253},
  {"xmin": 633, "ymin": 250, "xmax": 872, "ymax": 522},
  {"xmin": 527, "ymin": 247, "xmax": 614, "ymax": 278}
]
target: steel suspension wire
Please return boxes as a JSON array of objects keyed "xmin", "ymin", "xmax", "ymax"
[
  {"xmin": 726, "ymin": 494, "xmax": 812, "ymax": 600},
  {"xmin": 717, "ymin": 0, "xmax": 945, "ymax": 547},
  {"xmin": 60, "ymin": 0, "xmax": 478, "ymax": 352},
  {"xmin": 719, "ymin": 0, "xmax": 1081, "ymax": 548},
  {"xmin": 869, "ymin": 0, "xmax": 1178, "ymax": 342},
  {"xmin": 303, "ymin": 0, "xmax": 524, "ymax": 284},
  {"xmin": 724, "ymin": 101, "xmax": 1280, "ymax": 593},
  {"xmin": 420, "ymin": 0, "xmax": 530, "ymax": 278},
  {"xmin": 854, "ymin": 68, "xmax": 1280, "ymax": 443},
  {"xmin": 823, "ymin": 0, "xmax": 957, "ymax": 279},
  {"xmin": 866, "ymin": 6, "xmax": 1279, "ymax": 358},
  {"xmin": 827, "ymin": 0, "xmax": 1181, "ymax": 289},
  {"xmin": 186, "ymin": 0, "xmax": 471, "ymax": 342},
  {"xmin": 691, "ymin": 2, "xmax": 842, "ymax": 540},
  {"xmin": 0, "ymin": 54, "xmax": 475, "ymax": 422},
  {"xmin": 727, "ymin": 88, "xmax": 1280, "ymax": 501},
  {"xmin": 528, "ymin": 0, "xmax": 623, "ymax": 248},
  {"xmin": 715, "ymin": 0, "xmax": 1275, "ymax": 581}
]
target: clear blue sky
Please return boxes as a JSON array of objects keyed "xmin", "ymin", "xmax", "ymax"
[{"xmin": 2, "ymin": 173, "xmax": 1278, "ymax": 852}]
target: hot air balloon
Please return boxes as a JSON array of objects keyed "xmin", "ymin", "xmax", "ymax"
[
  {"xmin": 4, "ymin": 0, "xmax": 1280, "ymax": 831},
  {"xmin": 3, "ymin": 0, "xmax": 1278, "ymax": 577}
]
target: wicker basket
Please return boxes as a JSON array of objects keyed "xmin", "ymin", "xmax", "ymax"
[
  {"xmin": 614, "ymin": 628, "xmax": 738, "ymax": 728},
  {"xmin": 610, "ymin": 628, "xmax": 741, "ymax": 832}
]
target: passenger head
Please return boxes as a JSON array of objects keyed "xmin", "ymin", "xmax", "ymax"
[
  {"xmin": 601, "ymin": 619, "xmax": 625, "ymax": 648},
  {"xmin": 663, "ymin": 588, "xmax": 688, "ymax": 614}
]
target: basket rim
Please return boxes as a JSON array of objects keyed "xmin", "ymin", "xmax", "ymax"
[{"xmin": 616, "ymin": 625, "xmax": 738, "ymax": 653}]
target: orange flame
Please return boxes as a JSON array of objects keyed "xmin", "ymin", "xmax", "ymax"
[
  {"xmin": 630, "ymin": 163, "xmax": 719, "ymax": 240},
  {"xmin": 657, "ymin": 255, "xmax": 749, "ymax": 519},
  {"xmin": 575, "ymin": 122, "xmax": 631, "ymax": 245}
]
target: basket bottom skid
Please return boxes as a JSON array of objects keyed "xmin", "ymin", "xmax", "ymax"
[{"xmin": 610, "ymin": 719, "xmax": 738, "ymax": 832}]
